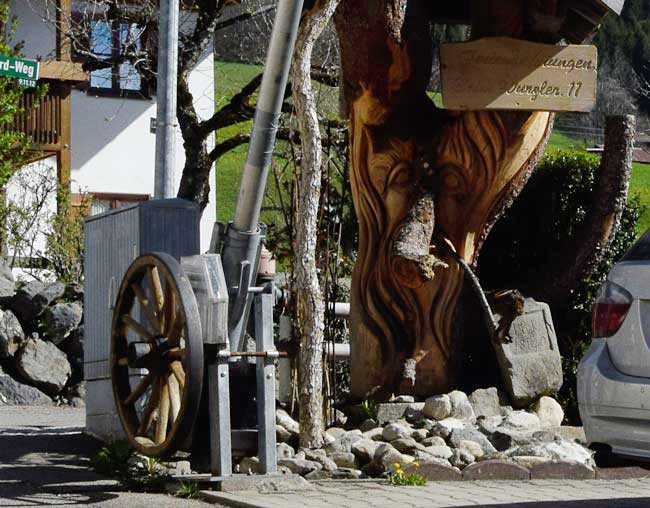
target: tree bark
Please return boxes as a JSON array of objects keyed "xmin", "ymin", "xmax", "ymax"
[
  {"xmin": 334, "ymin": 0, "xmax": 603, "ymax": 398},
  {"xmin": 292, "ymin": 0, "xmax": 340, "ymax": 449}
]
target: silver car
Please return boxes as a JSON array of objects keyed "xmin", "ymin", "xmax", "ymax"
[{"xmin": 579, "ymin": 229, "xmax": 650, "ymax": 459}]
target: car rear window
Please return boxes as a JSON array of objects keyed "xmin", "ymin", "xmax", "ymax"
[{"xmin": 622, "ymin": 229, "xmax": 650, "ymax": 261}]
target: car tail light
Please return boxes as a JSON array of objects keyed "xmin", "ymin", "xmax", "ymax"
[{"xmin": 592, "ymin": 281, "xmax": 633, "ymax": 338}]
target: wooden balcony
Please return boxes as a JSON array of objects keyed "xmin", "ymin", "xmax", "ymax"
[{"xmin": 11, "ymin": 84, "xmax": 66, "ymax": 154}]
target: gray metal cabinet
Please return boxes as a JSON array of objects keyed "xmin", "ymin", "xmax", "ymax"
[{"xmin": 84, "ymin": 199, "xmax": 200, "ymax": 441}]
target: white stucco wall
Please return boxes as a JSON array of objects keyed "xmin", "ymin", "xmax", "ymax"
[{"xmin": 69, "ymin": 48, "xmax": 216, "ymax": 252}]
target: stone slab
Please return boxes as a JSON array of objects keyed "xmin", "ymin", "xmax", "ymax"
[
  {"xmin": 493, "ymin": 298, "xmax": 563, "ymax": 408},
  {"xmin": 462, "ymin": 460, "xmax": 530, "ymax": 480},
  {"xmin": 375, "ymin": 403, "xmax": 421, "ymax": 424},
  {"xmin": 530, "ymin": 461, "xmax": 595, "ymax": 480}
]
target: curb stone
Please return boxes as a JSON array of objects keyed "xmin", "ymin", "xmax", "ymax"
[
  {"xmin": 462, "ymin": 460, "xmax": 530, "ymax": 480},
  {"xmin": 530, "ymin": 461, "xmax": 595, "ymax": 480}
]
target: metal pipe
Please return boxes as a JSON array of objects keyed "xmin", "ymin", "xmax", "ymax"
[
  {"xmin": 329, "ymin": 302, "xmax": 350, "ymax": 319},
  {"xmin": 232, "ymin": 0, "xmax": 304, "ymax": 232},
  {"xmin": 324, "ymin": 343, "xmax": 350, "ymax": 360},
  {"xmin": 154, "ymin": 0, "xmax": 179, "ymax": 199}
]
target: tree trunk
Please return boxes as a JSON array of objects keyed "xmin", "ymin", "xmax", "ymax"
[
  {"xmin": 333, "ymin": 0, "xmax": 605, "ymax": 399},
  {"xmin": 292, "ymin": 0, "xmax": 340, "ymax": 449}
]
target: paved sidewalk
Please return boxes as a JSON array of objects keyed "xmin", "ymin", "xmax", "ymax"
[
  {"xmin": 0, "ymin": 405, "xmax": 210, "ymax": 507},
  {"xmin": 204, "ymin": 478, "xmax": 650, "ymax": 508}
]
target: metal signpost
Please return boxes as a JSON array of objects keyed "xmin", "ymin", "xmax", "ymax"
[{"xmin": 0, "ymin": 55, "xmax": 39, "ymax": 87}]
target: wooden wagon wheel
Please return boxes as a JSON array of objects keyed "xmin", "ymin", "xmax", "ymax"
[{"xmin": 111, "ymin": 252, "xmax": 203, "ymax": 457}]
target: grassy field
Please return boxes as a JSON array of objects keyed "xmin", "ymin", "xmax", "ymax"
[
  {"xmin": 630, "ymin": 162, "xmax": 650, "ymax": 235},
  {"xmin": 213, "ymin": 61, "xmax": 650, "ymax": 236}
]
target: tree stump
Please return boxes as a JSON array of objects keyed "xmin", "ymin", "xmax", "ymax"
[{"xmin": 334, "ymin": 0, "xmax": 611, "ymax": 398}]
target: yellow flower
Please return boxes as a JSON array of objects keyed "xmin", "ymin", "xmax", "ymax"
[
  {"xmin": 412, "ymin": 461, "xmax": 420, "ymax": 468},
  {"xmin": 392, "ymin": 462, "xmax": 401, "ymax": 469}
]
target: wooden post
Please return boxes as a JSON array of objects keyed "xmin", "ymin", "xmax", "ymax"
[{"xmin": 56, "ymin": 0, "xmax": 72, "ymax": 192}]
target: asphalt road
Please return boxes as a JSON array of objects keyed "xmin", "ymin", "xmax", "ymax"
[{"xmin": 0, "ymin": 406, "xmax": 210, "ymax": 507}]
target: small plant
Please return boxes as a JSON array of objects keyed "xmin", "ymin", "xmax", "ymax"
[
  {"xmin": 360, "ymin": 399, "xmax": 376, "ymax": 420},
  {"xmin": 175, "ymin": 481, "xmax": 200, "ymax": 499},
  {"xmin": 90, "ymin": 440, "xmax": 132, "ymax": 476},
  {"xmin": 90, "ymin": 441, "xmax": 170, "ymax": 493},
  {"xmin": 387, "ymin": 461, "xmax": 426, "ymax": 487}
]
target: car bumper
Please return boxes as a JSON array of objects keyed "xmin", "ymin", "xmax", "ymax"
[{"xmin": 578, "ymin": 339, "xmax": 650, "ymax": 459}]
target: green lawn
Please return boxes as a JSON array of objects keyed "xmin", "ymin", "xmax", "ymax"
[{"xmin": 630, "ymin": 162, "xmax": 650, "ymax": 235}]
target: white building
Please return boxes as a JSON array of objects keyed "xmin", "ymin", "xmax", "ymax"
[{"xmin": 7, "ymin": 0, "xmax": 216, "ymax": 267}]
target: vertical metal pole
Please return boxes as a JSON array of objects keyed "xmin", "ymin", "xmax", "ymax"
[
  {"xmin": 209, "ymin": 350, "xmax": 232, "ymax": 477},
  {"xmin": 255, "ymin": 293, "xmax": 277, "ymax": 473},
  {"xmin": 154, "ymin": 0, "xmax": 179, "ymax": 199}
]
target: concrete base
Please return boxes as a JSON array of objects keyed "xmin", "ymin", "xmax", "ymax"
[{"xmin": 85, "ymin": 378, "xmax": 126, "ymax": 443}]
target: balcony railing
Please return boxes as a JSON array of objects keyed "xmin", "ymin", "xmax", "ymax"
[{"xmin": 11, "ymin": 84, "xmax": 63, "ymax": 152}]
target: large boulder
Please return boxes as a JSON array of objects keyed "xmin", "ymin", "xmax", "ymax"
[
  {"xmin": 468, "ymin": 388, "xmax": 501, "ymax": 418},
  {"xmin": 276, "ymin": 409, "xmax": 299, "ymax": 435},
  {"xmin": 509, "ymin": 441, "xmax": 595, "ymax": 467},
  {"xmin": 15, "ymin": 336, "xmax": 71, "ymax": 395},
  {"xmin": 0, "ymin": 309, "xmax": 25, "ymax": 358},
  {"xmin": 43, "ymin": 302, "xmax": 83, "ymax": 345},
  {"xmin": 493, "ymin": 299, "xmax": 563, "ymax": 408},
  {"xmin": 448, "ymin": 391, "xmax": 476, "ymax": 422},
  {"xmin": 423, "ymin": 394, "xmax": 452, "ymax": 420},
  {"xmin": 448, "ymin": 428, "xmax": 497, "ymax": 455},
  {"xmin": 531, "ymin": 396, "xmax": 564, "ymax": 428},
  {"xmin": 0, "ymin": 262, "xmax": 15, "ymax": 301},
  {"xmin": 0, "ymin": 370, "xmax": 52, "ymax": 405},
  {"xmin": 60, "ymin": 325, "xmax": 83, "ymax": 382},
  {"xmin": 10, "ymin": 281, "xmax": 65, "ymax": 326}
]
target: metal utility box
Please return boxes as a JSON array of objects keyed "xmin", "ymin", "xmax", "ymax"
[{"xmin": 84, "ymin": 199, "xmax": 200, "ymax": 442}]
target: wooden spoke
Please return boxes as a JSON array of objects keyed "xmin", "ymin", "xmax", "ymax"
[
  {"xmin": 135, "ymin": 436, "xmax": 155, "ymax": 447},
  {"xmin": 137, "ymin": 378, "xmax": 160, "ymax": 436},
  {"xmin": 123, "ymin": 315, "xmax": 153, "ymax": 342},
  {"xmin": 163, "ymin": 282, "xmax": 176, "ymax": 336},
  {"xmin": 131, "ymin": 283, "xmax": 161, "ymax": 335},
  {"xmin": 168, "ymin": 373, "xmax": 181, "ymax": 425},
  {"xmin": 167, "ymin": 347, "xmax": 186, "ymax": 361},
  {"xmin": 167, "ymin": 313, "xmax": 185, "ymax": 345},
  {"xmin": 124, "ymin": 373, "xmax": 153, "ymax": 406},
  {"xmin": 169, "ymin": 361, "xmax": 185, "ymax": 388},
  {"xmin": 149, "ymin": 266, "xmax": 165, "ymax": 314},
  {"xmin": 156, "ymin": 381, "xmax": 170, "ymax": 444}
]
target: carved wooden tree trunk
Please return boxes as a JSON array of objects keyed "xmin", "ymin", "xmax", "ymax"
[{"xmin": 334, "ymin": 0, "xmax": 568, "ymax": 398}]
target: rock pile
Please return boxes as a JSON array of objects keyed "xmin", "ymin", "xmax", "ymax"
[
  {"xmin": 0, "ymin": 270, "xmax": 84, "ymax": 407},
  {"xmin": 239, "ymin": 390, "xmax": 592, "ymax": 481}
]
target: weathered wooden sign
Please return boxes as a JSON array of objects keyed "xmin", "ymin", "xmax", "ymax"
[{"xmin": 440, "ymin": 37, "xmax": 598, "ymax": 112}]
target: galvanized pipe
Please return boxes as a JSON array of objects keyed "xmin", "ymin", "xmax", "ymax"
[
  {"xmin": 154, "ymin": 0, "xmax": 179, "ymax": 199},
  {"xmin": 232, "ymin": 0, "xmax": 304, "ymax": 233}
]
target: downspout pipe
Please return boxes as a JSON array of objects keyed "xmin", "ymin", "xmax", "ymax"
[{"xmin": 221, "ymin": 0, "xmax": 304, "ymax": 351}]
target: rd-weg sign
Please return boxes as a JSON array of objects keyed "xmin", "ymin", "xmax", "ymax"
[
  {"xmin": 0, "ymin": 55, "xmax": 39, "ymax": 87},
  {"xmin": 440, "ymin": 37, "xmax": 597, "ymax": 112}
]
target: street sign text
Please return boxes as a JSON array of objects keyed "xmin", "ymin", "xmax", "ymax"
[{"xmin": 440, "ymin": 38, "xmax": 598, "ymax": 113}]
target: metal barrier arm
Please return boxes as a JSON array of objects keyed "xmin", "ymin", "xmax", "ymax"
[{"xmin": 220, "ymin": 0, "xmax": 305, "ymax": 352}]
